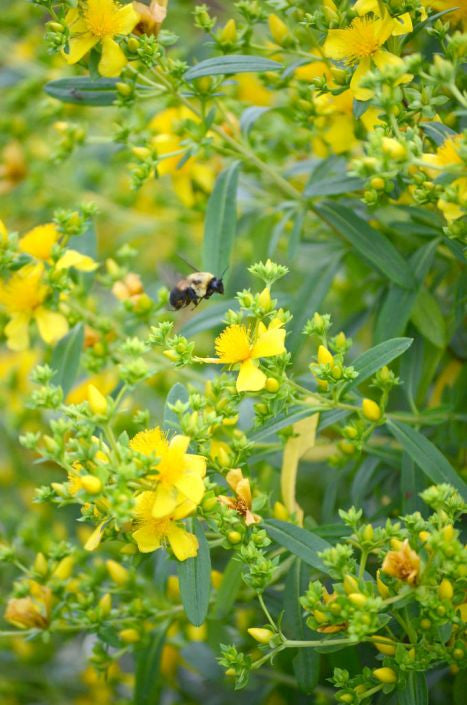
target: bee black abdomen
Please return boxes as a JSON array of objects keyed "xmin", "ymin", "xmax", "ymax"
[{"xmin": 169, "ymin": 286, "xmax": 199, "ymax": 309}]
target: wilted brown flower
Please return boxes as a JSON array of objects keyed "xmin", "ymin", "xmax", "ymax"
[
  {"xmin": 382, "ymin": 539, "xmax": 420, "ymax": 585},
  {"xmin": 0, "ymin": 141, "xmax": 27, "ymax": 194},
  {"xmin": 133, "ymin": 0, "xmax": 167, "ymax": 36},
  {"xmin": 5, "ymin": 582, "xmax": 52, "ymax": 629}
]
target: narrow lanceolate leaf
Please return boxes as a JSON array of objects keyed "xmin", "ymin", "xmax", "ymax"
[
  {"xmin": 44, "ymin": 77, "xmax": 119, "ymax": 105},
  {"xmin": 283, "ymin": 560, "xmax": 319, "ymax": 693},
  {"xmin": 346, "ymin": 337, "xmax": 413, "ymax": 391},
  {"xmin": 249, "ymin": 403, "xmax": 325, "ymax": 442},
  {"xmin": 281, "ymin": 412, "xmax": 319, "ymax": 522},
  {"xmin": 398, "ymin": 671, "xmax": 428, "ymax": 705},
  {"xmin": 202, "ymin": 161, "xmax": 240, "ymax": 277},
  {"xmin": 387, "ymin": 419, "xmax": 467, "ymax": 500},
  {"xmin": 240, "ymin": 106, "xmax": 271, "ymax": 136},
  {"xmin": 184, "ymin": 55, "xmax": 282, "ymax": 80},
  {"xmin": 315, "ymin": 202, "xmax": 414, "ymax": 289},
  {"xmin": 263, "ymin": 519, "xmax": 332, "ymax": 574},
  {"xmin": 51, "ymin": 323, "xmax": 84, "ymax": 397},
  {"xmin": 411, "ymin": 287, "xmax": 446, "ymax": 348},
  {"xmin": 134, "ymin": 624, "xmax": 168, "ymax": 705},
  {"xmin": 212, "ymin": 556, "xmax": 244, "ymax": 620},
  {"xmin": 177, "ymin": 519, "xmax": 211, "ymax": 626}
]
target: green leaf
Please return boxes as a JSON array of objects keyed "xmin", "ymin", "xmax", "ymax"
[
  {"xmin": 134, "ymin": 625, "xmax": 168, "ymax": 705},
  {"xmin": 212, "ymin": 556, "xmax": 243, "ymax": 620},
  {"xmin": 44, "ymin": 77, "xmax": 119, "ymax": 106},
  {"xmin": 283, "ymin": 560, "xmax": 319, "ymax": 693},
  {"xmin": 411, "ymin": 287, "xmax": 446, "ymax": 348},
  {"xmin": 420, "ymin": 121, "xmax": 456, "ymax": 146},
  {"xmin": 346, "ymin": 337, "xmax": 413, "ymax": 391},
  {"xmin": 263, "ymin": 519, "xmax": 332, "ymax": 574},
  {"xmin": 240, "ymin": 106, "xmax": 271, "ymax": 136},
  {"xmin": 249, "ymin": 405, "xmax": 325, "ymax": 442},
  {"xmin": 177, "ymin": 519, "xmax": 211, "ymax": 626},
  {"xmin": 51, "ymin": 324, "xmax": 84, "ymax": 397},
  {"xmin": 305, "ymin": 157, "xmax": 363, "ymax": 197},
  {"xmin": 386, "ymin": 419, "xmax": 467, "ymax": 500},
  {"xmin": 315, "ymin": 202, "xmax": 414, "ymax": 289},
  {"xmin": 163, "ymin": 382, "xmax": 189, "ymax": 432},
  {"xmin": 398, "ymin": 671, "xmax": 428, "ymax": 705},
  {"xmin": 202, "ymin": 161, "xmax": 240, "ymax": 278},
  {"xmin": 184, "ymin": 55, "xmax": 282, "ymax": 80}
]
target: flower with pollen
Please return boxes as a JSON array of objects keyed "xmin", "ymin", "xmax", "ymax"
[
  {"xmin": 218, "ymin": 468, "xmax": 261, "ymax": 525},
  {"xmin": 205, "ymin": 318, "xmax": 286, "ymax": 393},
  {"xmin": 130, "ymin": 427, "xmax": 206, "ymax": 519},
  {"xmin": 323, "ymin": 2, "xmax": 413, "ymax": 101},
  {"xmin": 64, "ymin": 0, "xmax": 140, "ymax": 77},
  {"xmin": 132, "ymin": 490, "xmax": 199, "ymax": 559}
]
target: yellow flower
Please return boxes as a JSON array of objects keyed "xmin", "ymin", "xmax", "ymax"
[
  {"xmin": 382, "ymin": 539, "xmax": 420, "ymax": 585},
  {"xmin": 132, "ymin": 490, "xmax": 199, "ymax": 559},
  {"xmin": 0, "ymin": 349, "xmax": 38, "ymax": 412},
  {"xmin": 66, "ymin": 370, "xmax": 119, "ymax": 405},
  {"xmin": 0, "ymin": 263, "xmax": 68, "ymax": 350},
  {"xmin": 0, "ymin": 141, "xmax": 27, "ymax": 195},
  {"xmin": 207, "ymin": 319, "xmax": 286, "ymax": 393},
  {"xmin": 218, "ymin": 468, "xmax": 261, "ymax": 525},
  {"xmin": 323, "ymin": 8, "xmax": 413, "ymax": 101},
  {"xmin": 422, "ymin": 135, "xmax": 467, "ymax": 222},
  {"xmin": 130, "ymin": 427, "xmax": 206, "ymax": 518},
  {"xmin": 64, "ymin": 0, "xmax": 140, "ymax": 78},
  {"xmin": 149, "ymin": 107, "xmax": 218, "ymax": 206},
  {"xmin": 18, "ymin": 223, "xmax": 59, "ymax": 261},
  {"xmin": 422, "ymin": 0, "xmax": 467, "ymax": 30}
]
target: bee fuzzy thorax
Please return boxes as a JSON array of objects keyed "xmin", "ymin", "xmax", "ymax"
[{"xmin": 169, "ymin": 271, "xmax": 224, "ymax": 310}]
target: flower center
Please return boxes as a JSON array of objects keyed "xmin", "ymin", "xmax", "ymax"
[
  {"xmin": 345, "ymin": 18, "xmax": 382, "ymax": 63},
  {"xmin": 84, "ymin": 2, "xmax": 122, "ymax": 39}
]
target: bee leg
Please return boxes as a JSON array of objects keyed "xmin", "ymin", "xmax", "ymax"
[{"xmin": 186, "ymin": 287, "xmax": 199, "ymax": 309}]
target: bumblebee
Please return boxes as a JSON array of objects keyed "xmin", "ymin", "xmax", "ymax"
[{"xmin": 169, "ymin": 271, "xmax": 225, "ymax": 310}]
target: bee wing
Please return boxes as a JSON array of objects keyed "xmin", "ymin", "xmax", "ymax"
[{"xmin": 158, "ymin": 263, "xmax": 184, "ymax": 288}]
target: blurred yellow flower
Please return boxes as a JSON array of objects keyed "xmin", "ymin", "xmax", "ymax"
[
  {"xmin": 324, "ymin": 5, "xmax": 413, "ymax": 100},
  {"xmin": 150, "ymin": 107, "xmax": 218, "ymax": 206},
  {"xmin": 0, "ymin": 263, "xmax": 68, "ymax": 350},
  {"xmin": 133, "ymin": 0, "xmax": 167, "ymax": 36},
  {"xmin": 64, "ymin": 0, "xmax": 140, "ymax": 77},
  {"xmin": 206, "ymin": 319, "xmax": 286, "ymax": 392},
  {"xmin": 382, "ymin": 539, "xmax": 420, "ymax": 585},
  {"xmin": 0, "ymin": 349, "xmax": 39, "ymax": 412},
  {"xmin": 422, "ymin": 0, "xmax": 467, "ymax": 30},
  {"xmin": 4, "ymin": 582, "xmax": 52, "ymax": 629},
  {"xmin": 235, "ymin": 74, "xmax": 273, "ymax": 106},
  {"xmin": 0, "ymin": 141, "xmax": 27, "ymax": 195},
  {"xmin": 130, "ymin": 427, "xmax": 206, "ymax": 517},
  {"xmin": 66, "ymin": 371, "xmax": 119, "ymax": 405},
  {"xmin": 132, "ymin": 490, "xmax": 199, "ymax": 558},
  {"xmin": 423, "ymin": 135, "xmax": 466, "ymax": 221}
]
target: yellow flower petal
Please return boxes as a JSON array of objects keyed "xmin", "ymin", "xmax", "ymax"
[
  {"xmin": 236, "ymin": 358, "xmax": 267, "ymax": 392},
  {"xmin": 115, "ymin": 2, "xmax": 141, "ymax": 34},
  {"xmin": 353, "ymin": 0, "xmax": 379, "ymax": 15},
  {"xmin": 34, "ymin": 307, "xmax": 69, "ymax": 345},
  {"xmin": 172, "ymin": 498, "xmax": 197, "ymax": 520},
  {"xmin": 64, "ymin": 33, "xmax": 98, "ymax": 64},
  {"xmin": 184, "ymin": 454, "xmax": 207, "ymax": 478},
  {"xmin": 84, "ymin": 520, "xmax": 106, "ymax": 551},
  {"xmin": 98, "ymin": 36, "xmax": 127, "ymax": 77},
  {"xmin": 350, "ymin": 56, "xmax": 373, "ymax": 101},
  {"xmin": 391, "ymin": 12, "xmax": 413, "ymax": 36},
  {"xmin": 151, "ymin": 485, "xmax": 178, "ymax": 518},
  {"xmin": 134, "ymin": 490, "xmax": 158, "ymax": 520},
  {"xmin": 236, "ymin": 478, "xmax": 252, "ymax": 506},
  {"xmin": 166, "ymin": 524, "xmax": 198, "ymax": 561},
  {"xmin": 174, "ymin": 472, "xmax": 205, "ymax": 507},
  {"xmin": 169, "ymin": 434, "xmax": 190, "ymax": 455},
  {"xmin": 55, "ymin": 249, "xmax": 98, "ymax": 272},
  {"xmin": 226, "ymin": 468, "xmax": 243, "ymax": 493},
  {"xmin": 133, "ymin": 524, "xmax": 162, "ymax": 553},
  {"xmin": 215, "ymin": 324, "xmax": 252, "ymax": 363},
  {"xmin": 251, "ymin": 327, "xmax": 286, "ymax": 359},
  {"xmin": 19, "ymin": 223, "xmax": 59, "ymax": 261},
  {"xmin": 323, "ymin": 29, "xmax": 350, "ymax": 61},
  {"xmin": 4, "ymin": 313, "xmax": 30, "ymax": 351},
  {"xmin": 373, "ymin": 49, "xmax": 404, "ymax": 71}
]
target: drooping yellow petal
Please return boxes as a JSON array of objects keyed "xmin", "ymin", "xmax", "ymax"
[
  {"xmin": 236, "ymin": 478, "xmax": 252, "ymax": 507},
  {"xmin": 250, "ymin": 327, "xmax": 286, "ymax": 359},
  {"xmin": 64, "ymin": 33, "xmax": 98, "ymax": 64},
  {"xmin": 34, "ymin": 307, "xmax": 69, "ymax": 345},
  {"xmin": 236, "ymin": 358, "xmax": 267, "ymax": 392},
  {"xmin": 350, "ymin": 56, "xmax": 373, "ymax": 101},
  {"xmin": 165, "ymin": 524, "xmax": 198, "ymax": 561},
  {"xmin": 115, "ymin": 2, "xmax": 141, "ymax": 34},
  {"xmin": 84, "ymin": 520, "xmax": 106, "ymax": 551},
  {"xmin": 151, "ymin": 485, "xmax": 178, "ymax": 518},
  {"xmin": 168, "ymin": 434, "xmax": 191, "ymax": 455},
  {"xmin": 19, "ymin": 223, "xmax": 59, "ymax": 261},
  {"xmin": 55, "ymin": 249, "xmax": 98, "ymax": 272},
  {"xmin": 4, "ymin": 313, "xmax": 30, "ymax": 351},
  {"xmin": 98, "ymin": 36, "xmax": 127, "ymax": 77},
  {"xmin": 226, "ymin": 468, "xmax": 243, "ymax": 493},
  {"xmin": 215, "ymin": 324, "xmax": 252, "ymax": 363},
  {"xmin": 133, "ymin": 524, "xmax": 162, "ymax": 553}
]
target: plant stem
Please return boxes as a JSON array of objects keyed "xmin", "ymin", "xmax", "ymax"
[{"xmin": 258, "ymin": 592, "xmax": 277, "ymax": 630}]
